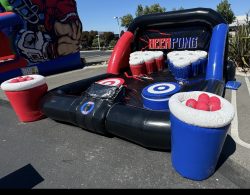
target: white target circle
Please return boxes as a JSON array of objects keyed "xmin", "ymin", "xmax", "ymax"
[
  {"xmin": 104, "ymin": 82, "xmax": 112, "ymax": 85},
  {"xmin": 97, "ymin": 78, "xmax": 124, "ymax": 87},
  {"xmin": 147, "ymin": 83, "xmax": 176, "ymax": 95},
  {"xmin": 158, "ymin": 87, "xmax": 166, "ymax": 90}
]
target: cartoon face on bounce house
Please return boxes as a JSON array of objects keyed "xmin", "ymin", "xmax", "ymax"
[
  {"xmin": 0, "ymin": 0, "xmax": 83, "ymax": 83},
  {"xmin": 1, "ymin": 8, "xmax": 237, "ymax": 153}
]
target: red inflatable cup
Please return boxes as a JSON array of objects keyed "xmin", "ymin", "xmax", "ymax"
[
  {"xmin": 130, "ymin": 51, "xmax": 143, "ymax": 59},
  {"xmin": 129, "ymin": 57, "xmax": 146, "ymax": 76},
  {"xmin": 154, "ymin": 51, "xmax": 165, "ymax": 72},
  {"xmin": 1, "ymin": 75, "xmax": 48, "ymax": 123},
  {"xmin": 143, "ymin": 52, "xmax": 157, "ymax": 75}
]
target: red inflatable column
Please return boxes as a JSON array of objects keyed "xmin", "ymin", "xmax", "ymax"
[
  {"xmin": 107, "ymin": 32, "xmax": 134, "ymax": 75},
  {"xmin": 1, "ymin": 75, "xmax": 48, "ymax": 122}
]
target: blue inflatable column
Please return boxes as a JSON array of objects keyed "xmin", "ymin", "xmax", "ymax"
[{"xmin": 206, "ymin": 24, "xmax": 229, "ymax": 81}]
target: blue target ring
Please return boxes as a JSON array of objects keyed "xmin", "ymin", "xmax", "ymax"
[
  {"xmin": 80, "ymin": 101, "xmax": 95, "ymax": 115},
  {"xmin": 142, "ymin": 82, "xmax": 181, "ymax": 111},
  {"xmin": 143, "ymin": 82, "xmax": 181, "ymax": 99}
]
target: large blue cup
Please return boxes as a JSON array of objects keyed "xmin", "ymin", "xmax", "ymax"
[
  {"xmin": 169, "ymin": 92, "xmax": 235, "ymax": 181},
  {"xmin": 170, "ymin": 114, "xmax": 229, "ymax": 181}
]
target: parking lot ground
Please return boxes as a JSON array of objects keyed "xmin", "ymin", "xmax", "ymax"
[
  {"xmin": 0, "ymin": 67, "xmax": 250, "ymax": 188},
  {"xmin": 224, "ymin": 75, "xmax": 250, "ymax": 172}
]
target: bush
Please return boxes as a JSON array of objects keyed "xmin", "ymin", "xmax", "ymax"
[
  {"xmin": 229, "ymin": 20, "xmax": 250, "ymax": 72},
  {"xmin": 108, "ymin": 39, "xmax": 118, "ymax": 49}
]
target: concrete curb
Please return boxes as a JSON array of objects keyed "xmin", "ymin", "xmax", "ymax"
[
  {"xmin": 80, "ymin": 50, "xmax": 113, "ymax": 53},
  {"xmin": 84, "ymin": 64, "xmax": 108, "ymax": 69},
  {"xmin": 80, "ymin": 50, "xmax": 100, "ymax": 53}
]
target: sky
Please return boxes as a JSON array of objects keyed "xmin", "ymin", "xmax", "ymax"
[{"xmin": 75, "ymin": 0, "xmax": 250, "ymax": 34}]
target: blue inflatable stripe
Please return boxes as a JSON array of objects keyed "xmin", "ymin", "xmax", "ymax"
[
  {"xmin": 0, "ymin": 52, "xmax": 84, "ymax": 83},
  {"xmin": 206, "ymin": 23, "xmax": 229, "ymax": 81},
  {"xmin": 0, "ymin": 13, "xmax": 23, "ymax": 30},
  {"xmin": 0, "ymin": 67, "xmax": 23, "ymax": 83},
  {"xmin": 36, "ymin": 52, "xmax": 83, "ymax": 76}
]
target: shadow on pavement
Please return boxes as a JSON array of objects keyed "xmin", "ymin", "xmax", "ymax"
[
  {"xmin": 0, "ymin": 164, "xmax": 44, "ymax": 189},
  {"xmin": 216, "ymin": 135, "xmax": 236, "ymax": 171}
]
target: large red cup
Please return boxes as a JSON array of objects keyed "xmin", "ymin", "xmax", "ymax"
[
  {"xmin": 129, "ymin": 57, "xmax": 147, "ymax": 76},
  {"xmin": 154, "ymin": 51, "xmax": 165, "ymax": 72},
  {"xmin": 1, "ymin": 75, "xmax": 48, "ymax": 122},
  {"xmin": 143, "ymin": 52, "xmax": 157, "ymax": 75}
]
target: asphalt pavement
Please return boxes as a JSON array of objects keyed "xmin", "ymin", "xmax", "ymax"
[
  {"xmin": 224, "ymin": 76, "xmax": 250, "ymax": 172},
  {"xmin": 80, "ymin": 50, "xmax": 112, "ymax": 64},
  {"xmin": 0, "ymin": 61, "xmax": 250, "ymax": 188}
]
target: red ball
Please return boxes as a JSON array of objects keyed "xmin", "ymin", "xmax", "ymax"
[
  {"xmin": 209, "ymin": 96, "xmax": 221, "ymax": 105},
  {"xmin": 10, "ymin": 79, "xmax": 19, "ymax": 83},
  {"xmin": 25, "ymin": 76, "xmax": 34, "ymax": 81},
  {"xmin": 209, "ymin": 102, "xmax": 221, "ymax": 111},
  {"xmin": 19, "ymin": 78, "xmax": 26, "ymax": 82},
  {"xmin": 198, "ymin": 93, "xmax": 210, "ymax": 104},
  {"xmin": 186, "ymin": 99, "xmax": 198, "ymax": 109},
  {"xmin": 196, "ymin": 102, "xmax": 209, "ymax": 111}
]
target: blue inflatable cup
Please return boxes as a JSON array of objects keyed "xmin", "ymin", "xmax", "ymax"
[
  {"xmin": 167, "ymin": 51, "xmax": 181, "ymax": 73},
  {"xmin": 172, "ymin": 57, "xmax": 191, "ymax": 81},
  {"xmin": 169, "ymin": 91, "xmax": 235, "ymax": 181},
  {"xmin": 188, "ymin": 54, "xmax": 201, "ymax": 77},
  {"xmin": 194, "ymin": 51, "xmax": 208, "ymax": 74}
]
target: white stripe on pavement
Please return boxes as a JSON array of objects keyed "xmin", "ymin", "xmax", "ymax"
[
  {"xmin": 231, "ymin": 90, "xmax": 250, "ymax": 149},
  {"xmin": 245, "ymin": 77, "xmax": 250, "ymax": 97}
]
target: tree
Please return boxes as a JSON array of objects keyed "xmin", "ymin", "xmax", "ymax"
[
  {"xmin": 89, "ymin": 31, "xmax": 98, "ymax": 42},
  {"xmin": 92, "ymin": 37, "xmax": 105, "ymax": 48},
  {"xmin": 144, "ymin": 6, "xmax": 151, "ymax": 15},
  {"xmin": 216, "ymin": 0, "xmax": 236, "ymax": 24},
  {"xmin": 109, "ymin": 40, "xmax": 118, "ymax": 49},
  {"xmin": 88, "ymin": 31, "xmax": 98, "ymax": 47},
  {"xmin": 81, "ymin": 31, "xmax": 98, "ymax": 49},
  {"xmin": 81, "ymin": 31, "xmax": 90, "ymax": 49},
  {"xmin": 147, "ymin": 3, "xmax": 166, "ymax": 14},
  {"xmin": 136, "ymin": 4, "xmax": 144, "ymax": 17},
  {"xmin": 100, "ymin": 32, "xmax": 115, "ymax": 47},
  {"xmin": 121, "ymin": 4, "xmax": 166, "ymax": 29},
  {"xmin": 121, "ymin": 14, "xmax": 134, "ymax": 29}
]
